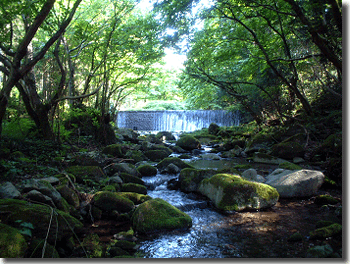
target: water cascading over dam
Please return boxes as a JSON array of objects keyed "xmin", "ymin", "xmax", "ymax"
[{"xmin": 116, "ymin": 110, "xmax": 240, "ymax": 132}]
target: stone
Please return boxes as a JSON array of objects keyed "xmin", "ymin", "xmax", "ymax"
[
  {"xmin": 108, "ymin": 176, "xmax": 123, "ymax": 184},
  {"xmin": 161, "ymin": 163, "xmax": 181, "ymax": 174},
  {"xmin": 118, "ymin": 192, "xmax": 152, "ymax": 205},
  {"xmin": 0, "ymin": 223, "xmax": 28, "ymax": 258},
  {"xmin": 156, "ymin": 131, "xmax": 176, "ymax": 141},
  {"xmin": 65, "ymin": 165, "xmax": 105, "ymax": 183},
  {"xmin": 121, "ymin": 183, "xmax": 147, "ymax": 195},
  {"xmin": 23, "ymin": 190, "xmax": 56, "ymax": 207},
  {"xmin": 309, "ymin": 223, "xmax": 342, "ymax": 239},
  {"xmin": 18, "ymin": 179, "xmax": 63, "ymax": 208},
  {"xmin": 265, "ymin": 169, "xmax": 325, "ymax": 198},
  {"xmin": 71, "ymin": 151, "xmax": 106, "ymax": 167},
  {"xmin": 314, "ymin": 194, "xmax": 341, "ymax": 205},
  {"xmin": 119, "ymin": 173, "xmax": 145, "ymax": 185},
  {"xmin": 144, "ymin": 149, "xmax": 171, "ymax": 161},
  {"xmin": 270, "ymin": 141, "xmax": 305, "ymax": 160},
  {"xmin": 0, "ymin": 182, "xmax": 21, "ymax": 199},
  {"xmin": 106, "ymin": 163, "xmax": 141, "ymax": 178},
  {"xmin": 306, "ymin": 244, "xmax": 333, "ymax": 258},
  {"xmin": 176, "ymin": 135, "xmax": 201, "ymax": 151},
  {"xmin": 208, "ymin": 123, "xmax": 220, "ymax": 135},
  {"xmin": 241, "ymin": 168, "xmax": 265, "ymax": 183},
  {"xmin": 56, "ymin": 185, "xmax": 80, "ymax": 208},
  {"xmin": 200, "ymin": 153, "xmax": 221, "ymax": 160},
  {"xmin": 102, "ymin": 144, "xmax": 124, "ymax": 158},
  {"xmin": 0, "ymin": 199, "xmax": 83, "ymax": 244},
  {"xmin": 157, "ymin": 157, "xmax": 193, "ymax": 172},
  {"xmin": 131, "ymin": 198, "xmax": 192, "ymax": 234},
  {"xmin": 198, "ymin": 174, "xmax": 279, "ymax": 212},
  {"xmin": 179, "ymin": 168, "xmax": 217, "ymax": 193},
  {"xmin": 93, "ymin": 191, "xmax": 134, "ymax": 213},
  {"xmin": 137, "ymin": 164, "xmax": 157, "ymax": 176},
  {"xmin": 116, "ymin": 128, "xmax": 139, "ymax": 142},
  {"xmin": 253, "ymin": 152, "xmax": 288, "ymax": 164},
  {"xmin": 41, "ymin": 176, "xmax": 60, "ymax": 186},
  {"xmin": 293, "ymin": 157, "xmax": 305, "ymax": 164}
]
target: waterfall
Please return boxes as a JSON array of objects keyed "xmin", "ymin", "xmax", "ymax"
[{"xmin": 116, "ymin": 110, "xmax": 240, "ymax": 132}]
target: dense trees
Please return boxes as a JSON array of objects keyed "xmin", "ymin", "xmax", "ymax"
[{"xmin": 156, "ymin": 0, "xmax": 342, "ymax": 124}]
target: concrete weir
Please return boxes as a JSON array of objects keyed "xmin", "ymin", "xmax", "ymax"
[{"xmin": 116, "ymin": 110, "xmax": 240, "ymax": 132}]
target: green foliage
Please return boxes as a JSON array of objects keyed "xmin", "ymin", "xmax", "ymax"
[
  {"xmin": 2, "ymin": 118, "xmax": 37, "ymax": 140},
  {"xmin": 15, "ymin": 220, "xmax": 34, "ymax": 238}
]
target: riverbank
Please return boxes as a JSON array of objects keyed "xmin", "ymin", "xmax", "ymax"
[{"xmin": 0, "ymin": 119, "xmax": 343, "ymax": 258}]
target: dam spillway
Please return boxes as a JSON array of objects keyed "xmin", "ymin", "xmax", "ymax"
[{"xmin": 116, "ymin": 110, "xmax": 240, "ymax": 132}]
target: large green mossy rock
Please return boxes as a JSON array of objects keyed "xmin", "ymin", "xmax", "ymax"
[
  {"xmin": 137, "ymin": 164, "xmax": 157, "ymax": 176},
  {"xmin": 93, "ymin": 191, "xmax": 135, "ymax": 213},
  {"xmin": 118, "ymin": 192, "xmax": 152, "ymax": 205},
  {"xmin": 198, "ymin": 174, "xmax": 279, "ymax": 212},
  {"xmin": 131, "ymin": 198, "xmax": 192, "ymax": 234},
  {"xmin": 309, "ymin": 223, "xmax": 342, "ymax": 239},
  {"xmin": 0, "ymin": 199, "xmax": 83, "ymax": 244},
  {"xmin": 0, "ymin": 223, "xmax": 28, "ymax": 258},
  {"xmin": 102, "ymin": 144, "xmax": 124, "ymax": 158},
  {"xmin": 144, "ymin": 150, "xmax": 171, "ymax": 162},
  {"xmin": 121, "ymin": 183, "xmax": 147, "ymax": 195},
  {"xmin": 176, "ymin": 135, "xmax": 201, "ymax": 151},
  {"xmin": 179, "ymin": 168, "xmax": 217, "ymax": 193}
]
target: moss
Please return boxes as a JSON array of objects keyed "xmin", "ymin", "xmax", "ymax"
[
  {"xmin": 119, "ymin": 173, "xmax": 145, "ymax": 185},
  {"xmin": 179, "ymin": 168, "xmax": 216, "ymax": 192},
  {"xmin": 176, "ymin": 135, "xmax": 201, "ymax": 151},
  {"xmin": 83, "ymin": 233, "xmax": 103, "ymax": 258},
  {"xmin": 199, "ymin": 174, "xmax": 279, "ymax": 211},
  {"xmin": 102, "ymin": 185, "xmax": 117, "ymax": 192},
  {"xmin": 314, "ymin": 194, "xmax": 340, "ymax": 205},
  {"xmin": 125, "ymin": 150, "xmax": 147, "ymax": 163},
  {"xmin": 137, "ymin": 164, "xmax": 158, "ymax": 176},
  {"xmin": 287, "ymin": 232, "xmax": 303, "ymax": 242},
  {"xmin": 309, "ymin": 223, "xmax": 342, "ymax": 239},
  {"xmin": 65, "ymin": 165, "xmax": 105, "ymax": 183},
  {"xmin": 0, "ymin": 199, "xmax": 83, "ymax": 244},
  {"xmin": 0, "ymin": 223, "xmax": 28, "ymax": 258},
  {"xmin": 121, "ymin": 183, "xmax": 147, "ymax": 195},
  {"xmin": 118, "ymin": 192, "xmax": 152, "ymax": 205},
  {"xmin": 113, "ymin": 240, "xmax": 136, "ymax": 250},
  {"xmin": 102, "ymin": 144, "xmax": 123, "ymax": 158},
  {"xmin": 279, "ymin": 162, "xmax": 302, "ymax": 170},
  {"xmin": 157, "ymin": 157, "xmax": 193, "ymax": 171},
  {"xmin": 93, "ymin": 191, "xmax": 134, "ymax": 213},
  {"xmin": 270, "ymin": 141, "xmax": 305, "ymax": 159},
  {"xmin": 131, "ymin": 198, "xmax": 192, "ymax": 234},
  {"xmin": 234, "ymin": 164, "xmax": 253, "ymax": 170}
]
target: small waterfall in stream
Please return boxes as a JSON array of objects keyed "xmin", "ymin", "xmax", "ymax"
[{"xmin": 116, "ymin": 110, "xmax": 240, "ymax": 132}]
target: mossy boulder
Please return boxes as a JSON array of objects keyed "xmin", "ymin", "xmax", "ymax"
[
  {"xmin": 137, "ymin": 164, "xmax": 157, "ymax": 176},
  {"xmin": 0, "ymin": 223, "xmax": 28, "ymax": 258},
  {"xmin": 252, "ymin": 152, "xmax": 288, "ymax": 164},
  {"xmin": 179, "ymin": 168, "xmax": 217, "ymax": 193},
  {"xmin": 0, "ymin": 199, "xmax": 83, "ymax": 244},
  {"xmin": 156, "ymin": 131, "xmax": 176, "ymax": 141},
  {"xmin": 125, "ymin": 150, "xmax": 147, "ymax": 163},
  {"xmin": 270, "ymin": 141, "xmax": 305, "ymax": 160},
  {"xmin": 118, "ymin": 192, "xmax": 152, "ymax": 205},
  {"xmin": 121, "ymin": 183, "xmax": 147, "ymax": 195},
  {"xmin": 208, "ymin": 123, "xmax": 220, "ymax": 135},
  {"xmin": 314, "ymin": 194, "xmax": 341, "ymax": 205},
  {"xmin": 65, "ymin": 165, "xmax": 105, "ymax": 183},
  {"xmin": 119, "ymin": 172, "xmax": 145, "ymax": 185},
  {"xmin": 157, "ymin": 157, "xmax": 193, "ymax": 172},
  {"xmin": 309, "ymin": 223, "xmax": 342, "ymax": 239},
  {"xmin": 56, "ymin": 185, "xmax": 80, "ymax": 208},
  {"xmin": 306, "ymin": 244, "xmax": 334, "ymax": 258},
  {"xmin": 106, "ymin": 163, "xmax": 141, "ymax": 178},
  {"xmin": 102, "ymin": 144, "xmax": 124, "ymax": 158},
  {"xmin": 93, "ymin": 191, "xmax": 135, "ymax": 213},
  {"xmin": 198, "ymin": 174, "xmax": 279, "ymax": 212},
  {"xmin": 131, "ymin": 198, "xmax": 192, "ymax": 234},
  {"xmin": 176, "ymin": 135, "xmax": 201, "ymax": 151},
  {"xmin": 144, "ymin": 150, "xmax": 171, "ymax": 162}
]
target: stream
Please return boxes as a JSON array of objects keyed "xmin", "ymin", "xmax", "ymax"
[{"xmin": 137, "ymin": 145, "xmax": 245, "ymax": 258}]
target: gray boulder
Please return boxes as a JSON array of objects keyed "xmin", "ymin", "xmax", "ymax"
[
  {"xmin": 0, "ymin": 182, "xmax": 21, "ymax": 199},
  {"xmin": 265, "ymin": 169, "xmax": 325, "ymax": 198},
  {"xmin": 107, "ymin": 163, "xmax": 141, "ymax": 178},
  {"xmin": 241, "ymin": 168, "xmax": 266, "ymax": 183},
  {"xmin": 23, "ymin": 190, "xmax": 56, "ymax": 207}
]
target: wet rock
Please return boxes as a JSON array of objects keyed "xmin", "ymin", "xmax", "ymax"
[
  {"xmin": 119, "ymin": 173, "xmax": 145, "ymax": 185},
  {"xmin": 106, "ymin": 163, "xmax": 141, "ymax": 178},
  {"xmin": 265, "ymin": 169, "xmax": 325, "ymax": 198},
  {"xmin": 56, "ymin": 185, "xmax": 80, "ymax": 208},
  {"xmin": 137, "ymin": 164, "xmax": 157, "ymax": 176},
  {"xmin": 241, "ymin": 168, "xmax": 265, "ymax": 183},
  {"xmin": 157, "ymin": 157, "xmax": 193, "ymax": 172},
  {"xmin": 131, "ymin": 198, "xmax": 192, "ymax": 234},
  {"xmin": 0, "ymin": 223, "xmax": 28, "ymax": 258},
  {"xmin": 208, "ymin": 123, "xmax": 220, "ymax": 135},
  {"xmin": 176, "ymin": 135, "xmax": 201, "ymax": 151},
  {"xmin": 198, "ymin": 174, "xmax": 279, "ymax": 212},
  {"xmin": 93, "ymin": 191, "xmax": 134, "ymax": 213},
  {"xmin": 200, "ymin": 153, "xmax": 221, "ymax": 160},
  {"xmin": 102, "ymin": 144, "xmax": 124, "ymax": 158},
  {"xmin": 270, "ymin": 141, "xmax": 305, "ymax": 160},
  {"xmin": 65, "ymin": 165, "xmax": 105, "ymax": 183},
  {"xmin": 121, "ymin": 183, "xmax": 147, "ymax": 195},
  {"xmin": 116, "ymin": 128, "xmax": 139, "ymax": 143},
  {"xmin": 23, "ymin": 190, "xmax": 56, "ymax": 207},
  {"xmin": 0, "ymin": 199, "xmax": 83, "ymax": 244},
  {"xmin": 179, "ymin": 168, "xmax": 217, "ymax": 192},
  {"xmin": 118, "ymin": 192, "xmax": 152, "ymax": 205},
  {"xmin": 309, "ymin": 223, "xmax": 342, "ymax": 239},
  {"xmin": 161, "ymin": 163, "xmax": 181, "ymax": 174},
  {"xmin": 252, "ymin": 152, "xmax": 288, "ymax": 164},
  {"xmin": 306, "ymin": 244, "xmax": 333, "ymax": 258},
  {"xmin": 125, "ymin": 149, "xmax": 147, "ymax": 163},
  {"xmin": 0, "ymin": 182, "xmax": 21, "ymax": 199},
  {"xmin": 144, "ymin": 149, "xmax": 171, "ymax": 161},
  {"xmin": 156, "ymin": 131, "xmax": 176, "ymax": 141}
]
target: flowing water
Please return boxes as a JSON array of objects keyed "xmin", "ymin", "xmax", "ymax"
[{"xmin": 140, "ymin": 173, "xmax": 240, "ymax": 258}]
